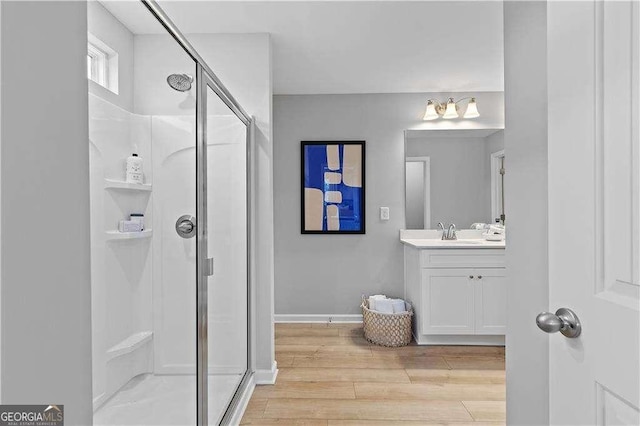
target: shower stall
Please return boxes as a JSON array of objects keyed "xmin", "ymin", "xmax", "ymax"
[{"xmin": 88, "ymin": 1, "xmax": 253, "ymax": 424}]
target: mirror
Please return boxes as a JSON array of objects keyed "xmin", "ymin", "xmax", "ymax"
[{"xmin": 404, "ymin": 129, "xmax": 505, "ymax": 229}]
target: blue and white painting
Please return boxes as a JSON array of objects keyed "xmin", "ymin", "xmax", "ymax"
[{"xmin": 302, "ymin": 141, "xmax": 365, "ymax": 233}]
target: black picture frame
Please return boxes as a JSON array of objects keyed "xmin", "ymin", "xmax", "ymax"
[{"xmin": 300, "ymin": 141, "xmax": 366, "ymax": 234}]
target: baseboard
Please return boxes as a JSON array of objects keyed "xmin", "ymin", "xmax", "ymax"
[
  {"xmin": 414, "ymin": 334, "xmax": 505, "ymax": 346},
  {"xmin": 274, "ymin": 314, "xmax": 363, "ymax": 323},
  {"xmin": 254, "ymin": 361, "xmax": 278, "ymax": 385},
  {"xmin": 227, "ymin": 373, "xmax": 255, "ymax": 426}
]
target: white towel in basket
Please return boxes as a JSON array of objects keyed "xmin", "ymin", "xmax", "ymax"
[
  {"xmin": 391, "ymin": 299, "xmax": 407, "ymax": 313},
  {"xmin": 368, "ymin": 294, "xmax": 387, "ymax": 310},
  {"xmin": 374, "ymin": 299, "xmax": 394, "ymax": 314}
]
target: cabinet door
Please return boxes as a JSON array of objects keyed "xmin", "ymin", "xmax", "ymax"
[
  {"xmin": 421, "ymin": 269, "xmax": 475, "ymax": 334},
  {"xmin": 473, "ymin": 268, "xmax": 507, "ymax": 334}
]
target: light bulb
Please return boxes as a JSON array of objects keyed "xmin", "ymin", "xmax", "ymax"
[
  {"xmin": 423, "ymin": 100, "xmax": 439, "ymax": 120},
  {"xmin": 463, "ymin": 98, "xmax": 480, "ymax": 119},
  {"xmin": 442, "ymin": 98, "xmax": 459, "ymax": 119}
]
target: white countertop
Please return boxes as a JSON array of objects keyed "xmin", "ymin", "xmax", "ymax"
[
  {"xmin": 400, "ymin": 238, "xmax": 505, "ymax": 249},
  {"xmin": 399, "ymin": 229, "xmax": 506, "ymax": 249}
]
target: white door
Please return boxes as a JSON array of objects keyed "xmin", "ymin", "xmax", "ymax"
[
  {"xmin": 547, "ymin": 1, "xmax": 639, "ymax": 424},
  {"xmin": 473, "ymin": 269, "xmax": 507, "ymax": 335},
  {"xmin": 422, "ymin": 269, "xmax": 475, "ymax": 334}
]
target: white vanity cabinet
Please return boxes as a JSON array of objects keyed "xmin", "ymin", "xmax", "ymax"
[
  {"xmin": 403, "ymin": 244, "xmax": 506, "ymax": 345},
  {"xmin": 472, "ymin": 268, "xmax": 507, "ymax": 335}
]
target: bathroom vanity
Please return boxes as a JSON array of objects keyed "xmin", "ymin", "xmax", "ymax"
[{"xmin": 401, "ymin": 230, "xmax": 506, "ymax": 346}]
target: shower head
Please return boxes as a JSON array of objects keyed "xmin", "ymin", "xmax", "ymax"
[{"xmin": 167, "ymin": 73, "xmax": 193, "ymax": 92}]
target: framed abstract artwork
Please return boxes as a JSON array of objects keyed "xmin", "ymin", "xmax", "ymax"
[{"xmin": 301, "ymin": 141, "xmax": 366, "ymax": 234}]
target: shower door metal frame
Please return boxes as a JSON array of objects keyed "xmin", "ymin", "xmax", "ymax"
[
  {"xmin": 140, "ymin": 1, "xmax": 254, "ymax": 425},
  {"xmin": 196, "ymin": 67, "xmax": 254, "ymax": 426}
]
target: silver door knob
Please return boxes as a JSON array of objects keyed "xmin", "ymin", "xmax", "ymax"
[
  {"xmin": 536, "ymin": 308, "xmax": 581, "ymax": 338},
  {"xmin": 175, "ymin": 215, "xmax": 196, "ymax": 239}
]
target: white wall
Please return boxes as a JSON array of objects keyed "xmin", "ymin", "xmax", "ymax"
[
  {"xmin": 87, "ymin": 1, "xmax": 134, "ymax": 111},
  {"xmin": 87, "ymin": 7, "xmax": 161, "ymax": 408},
  {"xmin": 503, "ymin": 2, "xmax": 549, "ymax": 424},
  {"xmin": 88, "ymin": 94, "xmax": 154, "ymax": 410},
  {"xmin": 273, "ymin": 92, "xmax": 503, "ymax": 316},
  {"xmin": 149, "ymin": 113, "xmax": 249, "ymax": 380},
  {"xmin": 1, "ymin": 2, "xmax": 93, "ymax": 423}
]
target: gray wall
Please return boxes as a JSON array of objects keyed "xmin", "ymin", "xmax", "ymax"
[
  {"xmin": 1, "ymin": 1, "xmax": 93, "ymax": 423},
  {"xmin": 406, "ymin": 136, "xmax": 497, "ymax": 228},
  {"xmin": 0, "ymin": 2, "xmax": 3, "ymax": 401},
  {"xmin": 504, "ymin": 2, "xmax": 549, "ymax": 424},
  {"xmin": 485, "ymin": 129, "xmax": 504, "ymax": 157},
  {"xmin": 274, "ymin": 92, "xmax": 504, "ymax": 315}
]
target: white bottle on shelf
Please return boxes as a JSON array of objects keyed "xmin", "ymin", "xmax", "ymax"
[{"xmin": 126, "ymin": 145, "xmax": 144, "ymax": 184}]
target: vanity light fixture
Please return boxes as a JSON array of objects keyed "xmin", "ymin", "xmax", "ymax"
[
  {"xmin": 423, "ymin": 101, "xmax": 439, "ymax": 120},
  {"xmin": 442, "ymin": 98, "xmax": 459, "ymax": 119},
  {"xmin": 464, "ymin": 97, "xmax": 480, "ymax": 118},
  {"xmin": 422, "ymin": 97, "xmax": 480, "ymax": 120}
]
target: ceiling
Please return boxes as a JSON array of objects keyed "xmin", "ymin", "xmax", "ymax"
[{"xmin": 103, "ymin": 1, "xmax": 504, "ymax": 95}]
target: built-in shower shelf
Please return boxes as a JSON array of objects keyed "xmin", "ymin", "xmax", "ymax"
[
  {"xmin": 104, "ymin": 179, "xmax": 152, "ymax": 192},
  {"xmin": 106, "ymin": 331, "xmax": 153, "ymax": 361},
  {"xmin": 105, "ymin": 229, "xmax": 153, "ymax": 241}
]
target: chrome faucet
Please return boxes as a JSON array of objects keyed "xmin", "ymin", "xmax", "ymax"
[
  {"xmin": 447, "ymin": 224, "xmax": 457, "ymax": 240},
  {"xmin": 437, "ymin": 222, "xmax": 457, "ymax": 240}
]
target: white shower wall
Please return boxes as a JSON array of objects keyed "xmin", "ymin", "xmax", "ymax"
[
  {"xmin": 90, "ymin": 93, "xmax": 248, "ymax": 409},
  {"xmin": 151, "ymin": 114, "xmax": 248, "ymax": 376},
  {"xmin": 89, "ymin": 94, "xmax": 154, "ymax": 409},
  {"xmin": 150, "ymin": 115, "xmax": 196, "ymax": 376}
]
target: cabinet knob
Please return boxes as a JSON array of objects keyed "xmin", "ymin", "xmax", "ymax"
[
  {"xmin": 477, "ymin": 275, "xmax": 482, "ymax": 279},
  {"xmin": 469, "ymin": 275, "xmax": 474, "ymax": 279}
]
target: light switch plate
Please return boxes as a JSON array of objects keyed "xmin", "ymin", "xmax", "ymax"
[{"xmin": 380, "ymin": 207, "xmax": 390, "ymax": 221}]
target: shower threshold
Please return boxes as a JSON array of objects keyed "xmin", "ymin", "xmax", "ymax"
[{"xmin": 94, "ymin": 373, "xmax": 243, "ymax": 425}]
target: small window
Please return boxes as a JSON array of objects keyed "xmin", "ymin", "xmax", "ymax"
[
  {"xmin": 87, "ymin": 34, "xmax": 118, "ymax": 94},
  {"xmin": 87, "ymin": 43, "xmax": 108, "ymax": 87}
]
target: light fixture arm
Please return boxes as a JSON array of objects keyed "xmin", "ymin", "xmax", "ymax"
[
  {"xmin": 453, "ymin": 97, "xmax": 475, "ymax": 105},
  {"xmin": 427, "ymin": 97, "xmax": 474, "ymax": 106}
]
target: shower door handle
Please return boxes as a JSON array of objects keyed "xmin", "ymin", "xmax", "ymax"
[{"xmin": 205, "ymin": 258, "xmax": 214, "ymax": 276}]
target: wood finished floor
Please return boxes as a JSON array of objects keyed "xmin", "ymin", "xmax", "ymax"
[{"xmin": 241, "ymin": 323, "xmax": 506, "ymax": 425}]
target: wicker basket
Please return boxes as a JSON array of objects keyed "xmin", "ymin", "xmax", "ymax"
[{"xmin": 361, "ymin": 297, "xmax": 413, "ymax": 347}]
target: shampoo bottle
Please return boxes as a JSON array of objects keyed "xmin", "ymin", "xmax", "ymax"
[{"xmin": 126, "ymin": 145, "xmax": 144, "ymax": 184}]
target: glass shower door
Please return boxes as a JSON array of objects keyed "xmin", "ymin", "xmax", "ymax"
[{"xmin": 196, "ymin": 67, "xmax": 250, "ymax": 425}]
